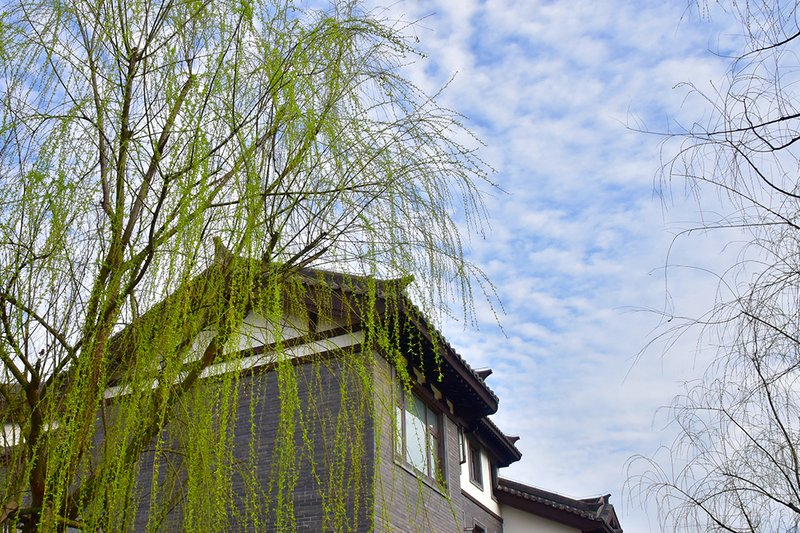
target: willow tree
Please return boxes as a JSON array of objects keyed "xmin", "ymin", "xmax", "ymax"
[
  {"xmin": 0, "ymin": 0, "xmax": 491, "ymax": 530},
  {"xmin": 631, "ymin": 1, "xmax": 800, "ymax": 531}
]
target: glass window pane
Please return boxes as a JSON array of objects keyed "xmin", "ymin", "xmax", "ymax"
[
  {"xmin": 430, "ymin": 432, "xmax": 440, "ymax": 478},
  {"xmin": 469, "ymin": 443, "xmax": 483, "ymax": 486},
  {"xmin": 426, "ymin": 405, "xmax": 437, "ymax": 434},
  {"xmin": 411, "ymin": 393, "xmax": 426, "ymax": 419},
  {"xmin": 394, "ymin": 404, "xmax": 403, "ymax": 456},
  {"xmin": 405, "ymin": 406, "xmax": 428, "ymax": 473}
]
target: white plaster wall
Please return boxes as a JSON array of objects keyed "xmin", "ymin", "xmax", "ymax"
[
  {"xmin": 6, "ymin": 308, "xmax": 360, "ymax": 450},
  {"xmin": 203, "ymin": 330, "xmax": 365, "ymax": 378},
  {"xmin": 460, "ymin": 443, "xmax": 500, "ymax": 515},
  {"xmin": 314, "ymin": 314, "xmax": 346, "ymax": 333},
  {"xmin": 500, "ymin": 503, "xmax": 580, "ymax": 533},
  {"xmin": 188, "ymin": 310, "xmax": 350, "ymax": 363},
  {"xmin": 102, "ymin": 312, "xmax": 364, "ymax": 396},
  {"xmin": 233, "ymin": 310, "xmax": 308, "ymax": 351}
]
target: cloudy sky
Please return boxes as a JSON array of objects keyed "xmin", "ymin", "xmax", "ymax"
[{"xmin": 366, "ymin": 1, "xmax": 746, "ymax": 531}]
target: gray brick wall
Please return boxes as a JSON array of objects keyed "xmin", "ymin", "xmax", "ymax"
[
  {"xmin": 133, "ymin": 354, "xmax": 375, "ymax": 532},
  {"xmin": 460, "ymin": 492, "xmax": 503, "ymax": 533},
  {"xmin": 132, "ymin": 350, "xmax": 504, "ymax": 533},
  {"xmin": 371, "ymin": 356, "xmax": 503, "ymax": 533}
]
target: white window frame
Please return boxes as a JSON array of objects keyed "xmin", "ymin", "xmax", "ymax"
[
  {"xmin": 468, "ymin": 440, "xmax": 483, "ymax": 489},
  {"xmin": 394, "ymin": 383, "xmax": 443, "ymax": 482}
]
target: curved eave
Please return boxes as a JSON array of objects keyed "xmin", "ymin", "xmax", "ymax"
[
  {"xmin": 496, "ymin": 478, "xmax": 623, "ymax": 533},
  {"xmin": 399, "ymin": 308, "xmax": 498, "ymax": 418},
  {"xmin": 476, "ymin": 417, "xmax": 522, "ymax": 468},
  {"xmin": 294, "ymin": 268, "xmax": 500, "ymax": 416}
]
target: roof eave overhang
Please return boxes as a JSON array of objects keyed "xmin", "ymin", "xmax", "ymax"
[
  {"xmin": 496, "ymin": 488, "xmax": 609, "ymax": 532},
  {"xmin": 475, "ymin": 418, "xmax": 522, "ymax": 467},
  {"xmin": 399, "ymin": 308, "xmax": 498, "ymax": 417},
  {"xmin": 277, "ymin": 267, "xmax": 501, "ymax": 418}
]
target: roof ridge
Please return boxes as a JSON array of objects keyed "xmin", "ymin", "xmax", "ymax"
[{"xmin": 496, "ymin": 477, "xmax": 604, "ymax": 520}]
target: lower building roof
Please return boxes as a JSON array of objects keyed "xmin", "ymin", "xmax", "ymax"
[{"xmin": 496, "ymin": 477, "xmax": 623, "ymax": 533}]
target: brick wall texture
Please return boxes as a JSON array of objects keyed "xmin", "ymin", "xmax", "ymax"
[{"xmin": 133, "ymin": 351, "xmax": 502, "ymax": 532}]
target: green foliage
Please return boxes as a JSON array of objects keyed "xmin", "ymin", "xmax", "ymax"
[{"xmin": 0, "ymin": 0, "xmax": 492, "ymax": 530}]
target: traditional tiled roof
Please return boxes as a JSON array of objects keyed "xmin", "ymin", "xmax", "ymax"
[
  {"xmin": 296, "ymin": 266, "xmax": 411, "ymax": 298},
  {"xmin": 496, "ymin": 477, "xmax": 623, "ymax": 533},
  {"xmin": 297, "ymin": 266, "xmax": 500, "ymax": 412},
  {"xmin": 475, "ymin": 416, "xmax": 522, "ymax": 468},
  {"xmin": 297, "ymin": 267, "xmax": 519, "ymax": 462},
  {"xmin": 397, "ymin": 296, "xmax": 499, "ymax": 412}
]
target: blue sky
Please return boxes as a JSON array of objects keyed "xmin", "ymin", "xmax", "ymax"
[{"xmin": 367, "ymin": 1, "xmax": 746, "ymax": 530}]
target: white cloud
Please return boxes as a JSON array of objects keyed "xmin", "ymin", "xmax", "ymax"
[{"xmin": 368, "ymin": 0, "xmax": 747, "ymax": 530}]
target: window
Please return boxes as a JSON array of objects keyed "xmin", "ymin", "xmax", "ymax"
[
  {"xmin": 468, "ymin": 441, "xmax": 483, "ymax": 488},
  {"xmin": 472, "ymin": 521, "xmax": 486, "ymax": 533},
  {"xmin": 394, "ymin": 384, "xmax": 442, "ymax": 480},
  {"xmin": 458, "ymin": 426, "xmax": 467, "ymax": 464}
]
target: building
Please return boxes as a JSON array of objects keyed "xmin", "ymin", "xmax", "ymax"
[
  {"xmin": 3, "ymin": 258, "xmax": 623, "ymax": 532},
  {"xmin": 497, "ymin": 478, "xmax": 622, "ymax": 533},
  {"xmin": 130, "ymin": 262, "xmax": 621, "ymax": 532}
]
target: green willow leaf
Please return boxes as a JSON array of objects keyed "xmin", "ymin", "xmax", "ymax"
[{"xmin": 0, "ymin": 1, "xmax": 496, "ymax": 530}]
